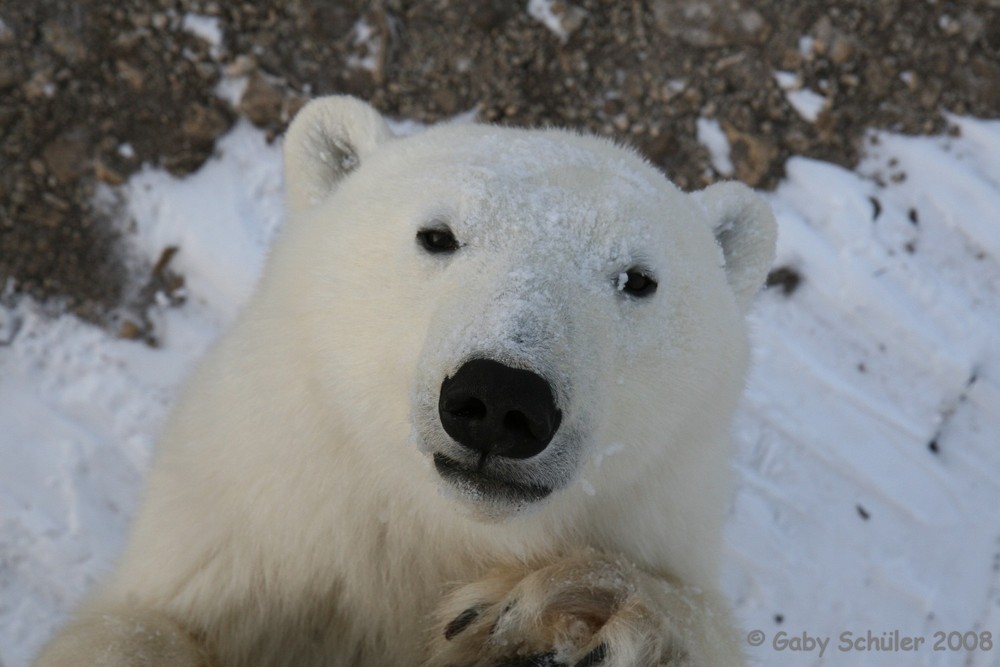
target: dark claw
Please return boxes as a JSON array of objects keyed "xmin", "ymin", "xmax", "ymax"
[
  {"xmin": 444, "ymin": 608, "xmax": 480, "ymax": 640},
  {"xmin": 495, "ymin": 652, "xmax": 563, "ymax": 667},
  {"xmin": 573, "ymin": 643, "xmax": 608, "ymax": 667}
]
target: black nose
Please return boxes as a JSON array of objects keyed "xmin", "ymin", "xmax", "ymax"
[{"xmin": 439, "ymin": 359, "xmax": 562, "ymax": 459}]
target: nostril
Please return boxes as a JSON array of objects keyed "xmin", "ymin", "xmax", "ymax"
[
  {"xmin": 448, "ymin": 397, "xmax": 486, "ymax": 420},
  {"xmin": 502, "ymin": 410, "xmax": 533, "ymax": 439}
]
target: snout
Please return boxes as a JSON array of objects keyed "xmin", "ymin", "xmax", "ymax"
[{"xmin": 439, "ymin": 358, "xmax": 561, "ymax": 460}]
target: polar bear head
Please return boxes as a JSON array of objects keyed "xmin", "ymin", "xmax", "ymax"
[{"xmin": 279, "ymin": 97, "xmax": 776, "ymax": 521}]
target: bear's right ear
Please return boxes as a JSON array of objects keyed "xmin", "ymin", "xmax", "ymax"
[{"xmin": 283, "ymin": 96, "xmax": 393, "ymax": 215}]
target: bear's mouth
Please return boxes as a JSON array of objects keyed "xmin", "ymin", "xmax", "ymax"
[{"xmin": 432, "ymin": 453, "xmax": 552, "ymax": 504}]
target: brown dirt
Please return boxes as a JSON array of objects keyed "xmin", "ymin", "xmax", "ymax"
[{"xmin": 1, "ymin": 0, "xmax": 997, "ymax": 326}]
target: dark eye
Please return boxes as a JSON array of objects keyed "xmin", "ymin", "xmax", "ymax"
[
  {"xmin": 619, "ymin": 269, "xmax": 658, "ymax": 297},
  {"xmin": 417, "ymin": 228, "xmax": 460, "ymax": 254}
]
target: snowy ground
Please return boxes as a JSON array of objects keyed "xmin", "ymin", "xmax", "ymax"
[{"xmin": 1, "ymin": 115, "xmax": 999, "ymax": 667}]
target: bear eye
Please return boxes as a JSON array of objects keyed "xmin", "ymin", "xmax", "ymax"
[
  {"xmin": 417, "ymin": 228, "xmax": 460, "ymax": 254},
  {"xmin": 618, "ymin": 269, "xmax": 658, "ymax": 298}
]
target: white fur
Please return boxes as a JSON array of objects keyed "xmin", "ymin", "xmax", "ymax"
[{"xmin": 35, "ymin": 96, "xmax": 776, "ymax": 667}]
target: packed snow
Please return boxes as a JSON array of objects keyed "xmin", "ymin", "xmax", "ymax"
[
  {"xmin": 346, "ymin": 18, "xmax": 382, "ymax": 74},
  {"xmin": 696, "ymin": 116, "xmax": 735, "ymax": 177},
  {"xmin": 181, "ymin": 13, "xmax": 224, "ymax": 52},
  {"xmin": 526, "ymin": 0, "xmax": 586, "ymax": 43},
  {"xmin": 2, "ymin": 114, "xmax": 999, "ymax": 667},
  {"xmin": 774, "ymin": 70, "xmax": 828, "ymax": 123}
]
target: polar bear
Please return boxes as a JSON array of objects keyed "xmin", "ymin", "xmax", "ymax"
[{"xmin": 35, "ymin": 96, "xmax": 775, "ymax": 667}]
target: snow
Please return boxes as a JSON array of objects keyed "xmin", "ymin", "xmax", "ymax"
[
  {"xmin": 123, "ymin": 120, "xmax": 284, "ymax": 326},
  {"xmin": 696, "ymin": 117, "xmax": 734, "ymax": 177},
  {"xmin": 214, "ymin": 75, "xmax": 249, "ymax": 108},
  {"xmin": 798, "ymin": 35, "xmax": 815, "ymax": 57},
  {"xmin": 785, "ymin": 89, "xmax": 827, "ymax": 123},
  {"xmin": 526, "ymin": 0, "xmax": 585, "ymax": 43},
  {"xmin": 0, "ymin": 122, "xmax": 282, "ymax": 666},
  {"xmin": 728, "ymin": 116, "xmax": 1000, "ymax": 666},
  {"xmin": 2, "ymin": 112, "xmax": 1000, "ymax": 667},
  {"xmin": 774, "ymin": 71, "xmax": 799, "ymax": 90},
  {"xmin": 347, "ymin": 18, "xmax": 381, "ymax": 73},
  {"xmin": 181, "ymin": 13, "xmax": 223, "ymax": 50},
  {"xmin": 774, "ymin": 70, "xmax": 827, "ymax": 123}
]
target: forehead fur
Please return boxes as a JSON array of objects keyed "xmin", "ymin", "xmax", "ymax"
[
  {"xmin": 387, "ymin": 124, "xmax": 671, "ymax": 199},
  {"xmin": 348, "ymin": 124, "xmax": 701, "ymax": 266}
]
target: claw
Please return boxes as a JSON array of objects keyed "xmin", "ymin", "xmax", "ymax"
[
  {"xmin": 495, "ymin": 652, "xmax": 562, "ymax": 667},
  {"xmin": 573, "ymin": 643, "xmax": 607, "ymax": 667},
  {"xmin": 444, "ymin": 608, "xmax": 480, "ymax": 640}
]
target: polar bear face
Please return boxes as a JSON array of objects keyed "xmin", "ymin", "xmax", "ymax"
[{"xmin": 280, "ymin": 97, "xmax": 776, "ymax": 521}]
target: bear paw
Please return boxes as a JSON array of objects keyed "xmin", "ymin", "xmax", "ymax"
[{"xmin": 424, "ymin": 550, "xmax": 692, "ymax": 667}]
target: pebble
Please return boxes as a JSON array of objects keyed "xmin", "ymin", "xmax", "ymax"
[
  {"xmin": 182, "ymin": 104, "xmax": 229, "ymax": 144},
  {"xmin": 652, "ymin": 0, "xmax": 770, "ymax": 47},
  {"xmin": 239, "ymin": 72, "xmax": 284, "ymax": 127},
  {"xmin": 42, "ymin": 20, "xmax": 88, "ymax": 63},
  {"xmin": 93, "ymin": 156, "xmax": 125, "ymax": 186},
  {"xmin": 42, "ymin": 136, "xmax": 89, "ymax": 184},
  {"xmin": 0, "ymin": 52, "xmax": 21, "ymax": 91},
  {"xmin": 722, "ymin": 124, "xmax": 777, "ymax": 187}
]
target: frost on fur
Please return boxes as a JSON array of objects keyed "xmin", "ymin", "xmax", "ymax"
[{"xmin": 34, "ymin": 96, "xmax": 775, "ymax": 667}]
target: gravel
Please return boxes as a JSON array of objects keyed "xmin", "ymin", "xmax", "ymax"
[{"xmin": 1, "ymin": 0, "xmax": 997, "ymax": 327}]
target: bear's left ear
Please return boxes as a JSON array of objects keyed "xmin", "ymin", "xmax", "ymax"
[
  {"xmin": 283, "ymin": 95, "xmax": 394, "ymax": 215},
  {"xmin": 694, "ymin": 181, "xmax": 777, "ymax": 312}
]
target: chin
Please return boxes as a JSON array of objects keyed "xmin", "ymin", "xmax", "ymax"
[{"xmin": 432, "ymin": 453, "xmax": 554, "ymax": 521}]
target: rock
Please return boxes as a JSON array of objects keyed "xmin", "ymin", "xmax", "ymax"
[
  {"xmin": 93, "ymin": 156, "xmax": 125, "ymax": 185},
  {"xmin": 23, "ymin": 69, "xmax": 56, "ymax": 100},
  {"xmin": 119, "ymin": 319, "xmax": 142, "ymax": 340},
  {"xmin": 224, "ymin": 54, "xmax": 257, "ymax": 78},
  {"xmin": 554, "ymin": 2, "xmax": 587, "ymax": 37},
  {"xmin": 652, "ymin": 0, "xmax": 771, "ymax": 48},
  {"xmin": 42, "ymin": 19, "xmax": 89, "ymax": 64},
  {"xmin": 964, "ymin": 57, "xmax": 1000, "ymax": 110},
  {"xmin": 959, "ymin": 11, "xmax": 985, "ymax": 44},
  {"xmin": 0, "ymin": 51, "xmax": 21, "ymax": 91},
  {"xmin": 939, "ymin": 14, "xmax": 961, "ymax": 38},
  {"xmin": 810, "ymin": 15, "xmax": 835, "ymax": 54},
  {"xmin": 829, "ymin": 35, "xmax": 856, "ymax": 65},
  {"xmin": 282, "ymin": 95, "xmax": 308, "ymax": 124},
  {"xmin": 471, "ymin": 0, "xmax": 514, "ymax": 31},
  {"xmin": 527, "ymin": 0, "xmax": 587, "ymax": 42},
  {"xmin": 0, "ymin": 20, "xmax": 14, "ymax": 46},
  {"xmin": 919, "ymin": 79, "xmax": 942, "ymax": 110},
  {"xmin": 182, "ymin": 104, "xmax": 229, "ymax": 144},
  {"xmin": 239, "ymin": 72, "xmax": 284, "ymax": 126},
  {"xmin": 869, "ymin": 57, "xmax": 899, "ymax": 96},
  {"xmin": 432, "ymin": 87, "xmax": 458, "ymax": 115},
  {"xmin": 116, "ymin": 60, "xmax": 144, "ymax": 92},
  {"xmin": 42, "ymin": 136, "xmax": 89, "ymax": 184},
  {"xmin": 876, "ymin": 0, "xmax": 901, "ymax": 29},
  {"xmin": 721, "ymin": 123, "xmax": 777, "ymax": 187}
]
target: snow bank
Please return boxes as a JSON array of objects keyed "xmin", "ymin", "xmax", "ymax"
[
  {"xmin": 0, "ymin": 121, "xmax": 282, "ymax": 667},
  {"xmin": 728, "ymin": 116, "xmax": 1000, "ymax": 666}
]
